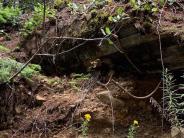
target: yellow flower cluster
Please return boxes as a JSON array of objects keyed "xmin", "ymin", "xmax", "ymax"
[
  {"xmin": 84, "ymin": 114, "xmax": 91, "ymax": 121},
  {"xmin": 133, "ymin": 120, "xmax": 139, "ymax": 126}
]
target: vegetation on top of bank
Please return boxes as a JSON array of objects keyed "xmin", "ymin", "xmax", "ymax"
[
  {"xmin": 0, "ymin": 5, "xmax": 21, "ymax": 26},
  {"xmin": 21, "ymin": 3, "xmax": 56, "ymax": 37}
]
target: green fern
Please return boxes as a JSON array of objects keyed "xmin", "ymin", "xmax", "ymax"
[{"xmin": 0, "ymin": 6, "xmax": 21, "ymax": 26}]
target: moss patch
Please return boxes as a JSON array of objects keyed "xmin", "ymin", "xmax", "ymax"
[{"xmin": 0, "ymin": 58, "xmax": 41, "ymax": 83}]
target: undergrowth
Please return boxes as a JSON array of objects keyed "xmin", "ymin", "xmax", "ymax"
[
  {"xmin": 0, "ymin": 58, "xmax": 41, "ymax": 83},
  {"xmin": 69, "ymin": 73, "xmax": 90, "ymax": 91},
  {"xmin": 21, "ymin": 3, "xmax": 55, "ymax": 37},
  {"xmin": 0, "ymin": 6, "xmax": 21, "ymax": 26},
  {"xmin": 163, "ymin": 69, "xmax": 184, "ymax": 128},
  {"xmin": 81, "ymin": 114, "xmax": 91, "ymax": 136},
  {"xmin": 127, "ymin": 120, "xmax": 139, "ymax": 138}
]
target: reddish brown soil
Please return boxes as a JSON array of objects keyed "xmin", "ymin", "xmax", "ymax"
[{"xmin": 0, "ymin": 73, "xmax": 170, "ymax": 138}]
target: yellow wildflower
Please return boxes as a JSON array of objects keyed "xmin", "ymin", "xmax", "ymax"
[
  {"xmin": 84, "ymin": 114, "xmax": 91, "ymax": 121},
  {"xmin": 133, "ymin": 120, "xmax": 139, "ymax": 126}
]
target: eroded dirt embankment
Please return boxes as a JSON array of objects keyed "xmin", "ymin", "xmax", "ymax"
[
  {"xmin": 0, "ymin": 1, "xmax": 184, "ymax": 138},
  {"xmin": 0, "ymin": 72, "xmax": 167, "ymax": 138}
]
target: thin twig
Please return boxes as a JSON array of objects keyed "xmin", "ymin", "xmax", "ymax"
[
  {"xmin": 96, "ymin": 71, "xmax": 115, "ymax": 133},
  {"xmin": 46, "ymin": 36, "xmax": 107, "ymax": 41},
  {"xmin": 43, "ymin": 0, "xmax": 46, "ymax": 29},
  {"xmin": 97, "ymin": 71, "xmax": 114, "ymax": 86},
  {"xmin": 156, "ymin": 0, "xmax": 167, "ymax": 132},
  {"xmin": 111, "ymin": 39, "xmax": 142, "ymax": 73},
  {"xmin": 36, "ymin": 40, "xmax": 88, "ymax": 56},
  {"xmin": 8, "ymin": 39, "xmax": 50, "ymax": 82}
]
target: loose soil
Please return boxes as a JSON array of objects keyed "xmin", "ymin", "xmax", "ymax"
[{"xmin": 0, "ymin": 1, "xmax": 184, "ymax": 138}]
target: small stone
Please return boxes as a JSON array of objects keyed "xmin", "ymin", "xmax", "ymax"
[
  {"xmin": 144, "ymin": 132, "xmax": 149, "ymax": 137},
  {"xmin": 15, "ymin": 106, "xmax": 22, "ymax": 114},
  {"xmin": 36, "ymin": 95, "xmax": 46, "ymax": 102},
  {"xmin": 85, "ymin": 13, "xmax": 92, "ymax": 21},
  {"xmin": 171, "ymin": 127, "xmax": 184, "ymax": 138}
]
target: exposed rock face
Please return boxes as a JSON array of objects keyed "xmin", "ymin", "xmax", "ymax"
[{"xmin": 19, "ymin": 5, "xmax": 184, "ymax": 74}]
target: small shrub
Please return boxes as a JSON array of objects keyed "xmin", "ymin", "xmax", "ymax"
[
  {"xmin": 0, "ymin": 6, "xmax": 21, "ymax": 26},
  {"xmin": 127, "ymin": 120, "xmax": 139, "ymax": 138},
  {"xmin": 92, "ymin": 0, "xmax": 108, "ymax": 6},
  {"xmin": 129, "ymin": 0, "xmax": 159, "ymax": 13},
  {"xmin": 0, "ymin": 58, "xmax": 41, "ymax": 83},
  {"xmin": 81, "ymin": 114, "xmax": 91, "ymax": 136},
  {"xmin": 54, "ymin": 0, "xmax": 66, "ymax": 7},
  {"xmin": 21, "ymin": 3, "xmax": 56, "ymax": 36}
]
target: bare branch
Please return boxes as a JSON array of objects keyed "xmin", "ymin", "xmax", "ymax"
[
  {"xmin": 8, "ymin": 39, "xmax": 50, "ymax": 82},
  {"xmin": 112, "ymin": 79, "xmax": 161, "ymax": 99},
  {"xmin": 46, "ymin": 36, "xmax": 107, "ymax": 41}
]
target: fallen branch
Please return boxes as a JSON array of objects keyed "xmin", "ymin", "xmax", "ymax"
[
  {"xmin": 97, "ymin": 71, "xmax": 114, "ymax": 86},
  {"xmin": 112, "ymin": 79, "xmax": 161, "ymax": 99},
  {"xmin": 97, "ymin": 71, "xmax": 161, "ymax": 99}
]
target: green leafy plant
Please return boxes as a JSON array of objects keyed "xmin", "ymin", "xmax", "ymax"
[
  {"xmin": 109, "ymin": 7, "xmax": 126, "ymax": 22},
  {"xmin": 67, "ymin": 2, "xmax": 80, "ymax": 12},
  {"xmin": 127, "ymin": 120, "xmax": 139, "ymax": 138},
  {"xmin": 0, "ymin": 6, "xmax": 21, "ymax": 26},
  {"xmin": 67, "ymin": 2, "xmax": 88, "ymax": 14},
  {"xmin": 0, "ymin": 58, "xmax": 41, "ymax": 83},
  {"xmin": 54, "ymin": 0, "xmax": 65, "ymax": 7},
  {"xmin": 129, "ymin": 0, "xmax": 159, "ymax": 13},
  {"xmin": 91, "ymin": 0, "xmax": 108, "ymax": 6},
  {"xmin": 67, "ymin": 0, "xmax": 110, "ymax": 14},
  {"xmin": 101, "ymin": 26, "xmax": 112, "ymax": 36},
  {"xmin": 163, "ymin": 69, "xmax": 184, "ymax": 128},
  {"xmin": 81, "ymin": 114, "xmax": 91, "ymax": 136},
  {"xmin": 100, "ymin": 26, "xmax": 115, "ymax": 46},
  {"xmin": 54, "ymin": 0, "xmax": 72, "ymax": 7},
  {"xmin": 21, "ymin": 3, "xmax": 56, "ymax": 36}
]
